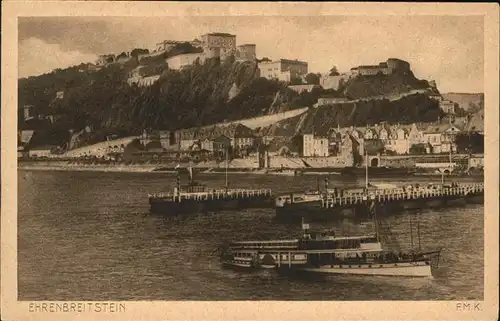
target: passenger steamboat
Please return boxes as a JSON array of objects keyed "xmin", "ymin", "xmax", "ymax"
[
  {"xmin": 148, "ymin": 166, "xmax": 274, "ymax": 215},
  {"xmin": 218, "ymin": 216, "xmax": 442, "ymax": 277}
]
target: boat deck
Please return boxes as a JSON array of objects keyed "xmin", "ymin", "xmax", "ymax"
[
  {"xmin": 320, "ymin": 183, "xmax": 484, "ymax": 208},
  {"xmin": 149, "ymin": 188, "xmax": 272, "ymax": 202}
]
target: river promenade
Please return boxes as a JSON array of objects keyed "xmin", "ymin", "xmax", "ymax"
[{"xmin": 18, "ymin": 160, "xmax": 484, "ymax": 179}]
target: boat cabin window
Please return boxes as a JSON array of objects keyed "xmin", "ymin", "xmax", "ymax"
[
  {"xmin": 184, "ymin": 185, "xmax": 206, "ymax": 193},
  {"xmin": 235, "ymin": 252, "xmax": 253, "ymax": 257},
  {"xmin": 299, "ymin": 239, "xmax": 361, "ymax": 250},
  {"xmin": 360, "ymin": 237, "xmax": 378, "ymax": 244}
]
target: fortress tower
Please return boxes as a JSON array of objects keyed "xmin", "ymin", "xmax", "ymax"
[
  {"xmin": 201, "ymin": 32, "xmax": 236, "ymax": 59},
  {"xmin": 386, "ymin": 58, "xmax": 410, "ymax": 74}
]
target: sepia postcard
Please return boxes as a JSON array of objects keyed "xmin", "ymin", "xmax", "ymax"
[{"xmin": 1, "ymin": 2, "xmax": 499, "ymax": 321}]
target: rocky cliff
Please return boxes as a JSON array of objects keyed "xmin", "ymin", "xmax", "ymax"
[
  {"xmin": 341, "ymin": 70, "xmax": 432, "ymax": 100},
  {"xmin": 262, "ymin": 93, "xmax": 443, "ymax": 137}
]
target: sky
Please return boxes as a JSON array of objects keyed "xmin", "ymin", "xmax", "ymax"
[{"xmin": 18, "ymin": 16, "xmax": 484, "ymax": 93}]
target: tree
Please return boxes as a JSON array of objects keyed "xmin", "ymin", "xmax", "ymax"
[
  {"xmin": 329, "ymin": 65, "xmax": 340, "ymax": 76},
  {"xmin": 454, "ymin": 104, "xmax": 468, "ymax": 117},
  {"xmin": 467, "ymin": 102, "xmax": 481, "ymax": 114},
  {"xmin": 116, "ymin": 52, "xmax": 129, "ymax": 61},
  {"xmin": 130, "ymin": 48, "xmax": 149, "ymax": 58},
  {"xmin": 409, "ymin": 144, "xmax": 427, "ymax": 155},
  {"xmin": 455, "ymin": 132, "xmax": 484, "ymax": 154},
  {"xmin": 105, "ymin": 56, "xmax": 114, "ymax": 64},
  {"xmin": 305, "ymin": 73, "xmax": 320, "ymax": 85},
  {"xmin": 223, "ymin": 54, "xmax": 236, "ymax": 65},
  {"xmin": 289, "ymin": 77, "xmax": 303, "ymax": 85}
]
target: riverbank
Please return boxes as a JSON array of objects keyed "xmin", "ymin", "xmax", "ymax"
[
  {"xmin": 17, "ymin": 161, "xmax": 483, "ymax": 178},
  {"xmin": 18, "ymin": 162, "xmax": 159, "ymax": 173}
]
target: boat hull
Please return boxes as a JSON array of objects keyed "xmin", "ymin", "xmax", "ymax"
[
  {"xmin": 275, "ymin": 200, "xmax": 361, "ymax": 222},
  {"xmin": 283, "ymin": 261, "xmax": 433, "ymax": 277},
  {"xmin": 276, "ymin": 192, "xmax": 484, "ymax": 222},
  {"xmin": 222, "ymin": 261, "xmax": 254, "ymax": 268},
  {"xmin": 150, "ymin": 197, "xmax": 274, "ymax": 215}
]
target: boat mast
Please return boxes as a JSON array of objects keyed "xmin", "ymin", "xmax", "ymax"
[
  {"xmin": 416, "ymin": 214, "xmax": 421, "ymax": 251},
  {"xmin": 373, "ymin": 200, "xmax": 380, "ymax": 243},
  {"xmin": 176, "ymin": 169, "xmax": 181, "ymax": 201},
  {"xmin": 365, "ymin": 150, "xmax": 369, "ymax": 189},
  {"xmin": 409, "ymin": 215, "xmax": 414, "ymax": 253},
  {"xmin": 225, "ymin": 145, "xmax": 228, "ymax": 188},
  {"xmin": 301, "ymin": 217, "xmax": 310, "ymax": 239},
  {"xmin": 449, "ymin": 117, "xmax": 453, "ymax": 164},
  {"xmin": 187, "ymin": 165, "xmax": 193, "ymax": 184}
]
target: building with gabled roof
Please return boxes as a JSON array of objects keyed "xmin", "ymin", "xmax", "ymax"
[{"xmin": 422, "ymin": 123, "xmax": 461, "ymax": 154}]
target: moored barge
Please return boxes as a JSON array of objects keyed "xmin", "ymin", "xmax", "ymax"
[
  {"xmin": 275, "ymin": 181, "xmax": 484, "ymax": 221},
  {"xmin": 148, "ymin": 167, "xmax": 273, "ymax": 215},
  {"xmin": 276, "ymin": 153, "xmax": 484, "ymax": 221}
]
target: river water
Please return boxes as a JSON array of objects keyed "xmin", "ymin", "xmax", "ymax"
[{"xmin": 18, "ymin": 170, "xmax": 484, "ymax": 300}]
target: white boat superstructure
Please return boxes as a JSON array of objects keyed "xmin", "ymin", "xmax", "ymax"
[
  {"xmin": 220, "ymin": 216, "xmax": 441, "ymax": 277},
  {"xmin": 298, "ymin": 261, "xmax": 433, "ymax": 277}
]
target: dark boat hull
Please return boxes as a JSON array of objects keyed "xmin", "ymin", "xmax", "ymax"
[
  {"xmin": 276, "ymin": 192, "xmax": 484, "ymax": 222},
  {"xmin": 149, "ymin": 196, "xmax": 274, "ymax": 215},
  {"xmin": 340, "ymin": 167, "xmax": 416, "ymax": 177},
  {"xmin": 275, "ymin": 200, "xmax": 361, "ymax": 222}
]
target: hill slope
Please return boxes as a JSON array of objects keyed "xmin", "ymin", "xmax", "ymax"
[
  {"xmin": 18, "ymin": 57, "xmax": 292, "ymax": 135},
  {"xmin": 341, "ymin": 70, "xmax": 432, "ymax": 100},
  {"xmin": 262, "ymin": 93, "xmax": 443, "ymax": 137},
  {"xmin": 441, "ymin": 93, "xmax": 484, "ymax": 111},
  {"xmin": 19, "ymin": 54, "xmax": 448, "ymax": 150}
]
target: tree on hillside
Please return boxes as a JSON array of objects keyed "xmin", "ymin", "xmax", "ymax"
[
  {"xmin": 409, "ymin": 143, "xmax": 427, "ymax": 155},
  {"xmin": 454, "ymin": 104, "xmax": 468, "ymax": 117},
  {"xmin": 116, "ymin": 52, "xmax": 128, "ymax": 60},
  {"xmin": 467, "ymin": 102, "xmax": 482, "ymax": 114},
  {"xmin": 455, "ymin": 132, "xmax": 484, "ymax": 154},
  {"xmin": 166, "ymin": 43, "xmax": 203, "ymax": 58},
  {"xmin": 130, "ymin": 48, "xmax": 149, "ymax": 57},
  {"xmin": 289, "ymin": 77, "xmax": 303, "ymax": 85},
  {"xmin": 305, "ymin": 73, "xmax": 320, "ymax": 85},
  {"xmin": 329, "ymin": 66, "xmax": 340, "ymax": 76},
  {"xmin": 105, "ymin": 56, "xmax": 115, "ymax": 64}
]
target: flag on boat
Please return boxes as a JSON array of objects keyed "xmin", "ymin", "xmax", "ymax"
[{"xmin": 187, "ymin": 166, "xmax": 193, "ymax": 182}]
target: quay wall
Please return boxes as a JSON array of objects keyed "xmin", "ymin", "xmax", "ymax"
[
  {"xmin": 379, "ymin": 157, "xmax": 415, "ymax": 168},
  {"xmin": 268, "ymin": 156, "xmax": 305, "ymax": 169},
  {"xmin": 64, "ymin": 136, "xmax": 138, "ymax": 158},
  {"xmin": 18, "ymin": 161, "xmax": 158, "ymax": 173},
  {"xmin": 377, "ymin": 154, "xmax": 476, "ymax": 168},
  {"xmin": 19, "ymin": 152, "xmax": 484, "ymax": 172},
  {"xmin": 227, "ymin": 158, "xmax": 260, "ymax": 169},
  {"xmin": 301, "ymin": 157, "xmax": 352, "ymax": 168}
]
